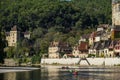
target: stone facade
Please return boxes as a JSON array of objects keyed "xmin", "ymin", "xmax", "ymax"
[
  {"xmin": 6, "ymin": 25, "xmax": 20, "ymax": 47},
  {"xmin": 48, "ymin": 41, "xmax": 72, "ymax": 58},
  {"xmin": 112, "ymin": 0, "xmax": 120, "ymax": 26},
  {"xmin": 4, "ymin": 59, "xmax": 18, "ymax": 66}
]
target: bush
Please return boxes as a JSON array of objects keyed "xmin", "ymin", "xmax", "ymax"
[
  {"xmin": 88, "ymin": 54, "xmax": 95, "ymax": 58},
  {"xmin": 31, "ymin": 55, "xmax": 41, "ymax": 64}
]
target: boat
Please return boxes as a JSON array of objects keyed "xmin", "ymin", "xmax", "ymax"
[
  {"xmin": 72, "ymin": 71, "xmax": 78, "ymax": 75},
  {"xmin": 69, "ymin": 70, "xmax": 78, "ymax": 75}
]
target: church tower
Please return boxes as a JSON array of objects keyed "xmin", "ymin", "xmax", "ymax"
[{"xmin": 112, "ymin": 0, "xmax": 120, "ymax": 26}]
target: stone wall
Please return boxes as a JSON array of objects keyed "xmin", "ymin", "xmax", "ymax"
[
  {"xmin": 4, "ymin": 59, "xmax": 18, "ymax": 66},
  {"xmin": 41, "ymin": 58, "xmax": 120, "ymax": 66}
]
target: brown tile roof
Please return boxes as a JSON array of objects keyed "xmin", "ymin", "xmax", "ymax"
[
  {"xmin": 98, "ymin": 24, "xmax": 109, "ymax": 28},
  {"xmin": 11, "ymin": 25, "xmax": 17, "ymax": 31},
  {"xmin": 78, "ymin": 42, "xmax": 88, "ymax": 51},
  {"xmin": 24, "ymin": 31, "xmax": 30, "ymax": 35}
]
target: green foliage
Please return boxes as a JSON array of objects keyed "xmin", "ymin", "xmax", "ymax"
[
  {"xmin": 4, "ymin": 47, "xmax": 15, "ymax": 58},
  {"xmin": 31, "ymin": 55, "xmax": 41, "ymax": 64},
  {"xmin": 88, "ymin": 54, "xmax": 95, "ymax": 58},
  {"xmin": 0, "ymin": 0, "xmax": 112, "ymax": 62},
  {"xmin": 0, "ymin": 0, "xmax": 111, "ymax": 31},
  {"xmin": 0, "ymin": 27, "xmax": 6, "ymax": 63},
  {"xmin": 18, "ymin": 57, "xmax": 31, "ymax": 63}
]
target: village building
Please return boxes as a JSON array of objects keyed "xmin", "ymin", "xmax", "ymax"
[
  {"xmin": 6, "ymin": 25, "xmax": 31, "ymax": 47},
  {"xmin": 72, "ymin": 42, "xmax": 88, "ymax": 58},
  {"xmin": 79, "ymin": 34, "xmax": 89, "ymax": 44},
  {"xmin": 112, "ymin": 0, "xmax": 120, "ymax": 39},
  {"xmin": 89, "ymin": 41, "xmax": 101, "ymax": 57},
  {"xmin": 89, "ymin": 32, "xmax": 96, "ymax": 46},
  {"xmin": 24, "ymin": 31, "xmax": 31, "ymax": 39},
  {"xmin": 109, "ymin": 40, "xmax": 116, "ymax": 57},
  {"xmin": 48, "ymin": 41, "xmax": 72, "ymax": 58},
  {"xmin": 6, "ymin": 25, "xmax": 20, "ymax": 47},
  {"xmin": 114, "ymin": 40, "xmax": 120, "ymax": 56},
  {"xmin": 99, "ymin": 40, "xmax": 112, "ymax": 57},
  {"xmin": 111, "ymin": 26, "xmax": 120, "ymax": 39}
]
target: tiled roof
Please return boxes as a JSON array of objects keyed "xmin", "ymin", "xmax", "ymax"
[
  {"xmin": 98, "ymin": 24, "xmax": 109, "ymax": 28},
  {"xmin": 95, "ymin": 31, "xmax": 105, "ymax": 37},
  {"xmin": 50, "ymin": 41, "xmax": 71, "ymax": 48},
  {"xmin": 24, "ymin": 31, "xmax": 30, "ymax": 35},
  {"xmin": 94, "ymin": 42, "xmax": 101, "ymax": 50},
  {"xmin": 11, "ymin": 25, "xmax": 17, "ymax": 31},
  {"xmin": 101, "ymin": 40, "xmax": 111, "ymax": 49},
  {"xmin": 5, "ymin": 32, "xmax": 10, "ymax": 36},
  {"xmin": 109, "ymin": 40, "xmax": 118, "ymax": 49},
  {"xmin": 78, "ymin": 42, "xmax": 88, "ymax": 51}
]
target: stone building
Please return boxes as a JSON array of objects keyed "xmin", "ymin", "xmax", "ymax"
[
  {"xmin": 112, "ymin": 0, "xmax": 120, "ymax": 39},
  {"xmin": 6, "ymin": 25, "xmax": 20, "ymax": 47},
  {"xmin": 48, "ymin": 41, "xmax": 72, "ymax": 58},
  {"xmin": 112, "ymin": 0, "xmax": 120, "ymax": 26}
]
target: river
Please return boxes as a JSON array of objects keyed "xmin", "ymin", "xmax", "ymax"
[{"xmin": 0, "ymin": 66, "xmax": 120, "ymax": 80}]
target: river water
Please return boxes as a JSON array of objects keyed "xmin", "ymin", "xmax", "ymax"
[{"xmin": 0, "ymin": 66, "xmax": 120, "ymax": 80}]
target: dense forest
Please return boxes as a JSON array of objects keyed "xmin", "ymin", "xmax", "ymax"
[
  {"xmin": 0, "ymin": 0, "xmax": 111, "ymax": 31},
  {"xmin": 0, "ymin": 0, "xmax": 112, "ymax": 63}
]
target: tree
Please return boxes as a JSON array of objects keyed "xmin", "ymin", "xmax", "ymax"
[
  {"xmin": 4, "ymin": 47, "xmax": 15, "ymax": 58},
  {"xmin": 0, "ymin": 27, "xmax": 6, "ymax": 63}
]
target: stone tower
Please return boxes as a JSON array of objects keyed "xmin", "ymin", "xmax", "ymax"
[
  {"xmin": 112, "ymin": 0, "xmax": 120, "ymax": 26},
  {"xmin": 6, "ymin": 25, "xmax": 20, "ymax": 46}
]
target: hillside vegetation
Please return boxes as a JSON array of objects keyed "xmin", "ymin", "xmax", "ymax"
[{"xmin": 0, "ymin": 0, "xmax": 112, "ymax": 63}]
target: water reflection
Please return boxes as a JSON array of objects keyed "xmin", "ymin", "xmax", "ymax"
[
  {"xmin": 0, "ymin": 66, "xmax": 120, "ymax": 80},
  {"xmin": 4, "ymin": 72, "xmax": 16, "ymax": 80}
]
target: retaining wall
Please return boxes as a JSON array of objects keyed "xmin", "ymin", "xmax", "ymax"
[{"xmin": 41, "ymin": 58, "xmax": 120, "ymax": 66}]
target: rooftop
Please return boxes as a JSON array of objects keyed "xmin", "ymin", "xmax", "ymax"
[{"xmin": 11, "ymin": 25, "xmax": 18, "ymax": 31}]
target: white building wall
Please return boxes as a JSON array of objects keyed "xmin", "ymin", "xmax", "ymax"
[
  {"xmin": 72, "ymin": 49, "xmax": 80, "ymax": 57},
  {"xmin": 89, "ymin": 49, "xmax": 96, "ymax": 55},
  {"xmin": 95, "ymin": 36, "xmax": 100, "ymax": 42},
  {"xmin": 48, "ymin": 47, "xmax": 60, "ymax": 58},
  {"xmin": 114, "ymin": 49, "xmax": 120, "ymax": 53},
  {"xmin": 97, "ymin": 27, "xmax": 103, "ymax": 31}
]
